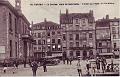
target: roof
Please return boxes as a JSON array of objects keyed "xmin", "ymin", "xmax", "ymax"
[
  {"xmin": 109, "ymin": 18, "xmax": 120, "ymax": 22},
  {"xmin": 60, "ymin": 13, "xmax": 94, "ymax": 24},
  {"xmin": 33, "ymin": 21, "xmax": 60, "ymax": 30},
  {"xmin": 0, "ymin": 0, "xmax": 30, "ymax": 25},
  {"xmin": 34, "ymin": 21, "xmax": 59, "ymax": 26},
  {"xmin": 96, "ymin": 19, "xmax": 110, "ymax": 27},
  {"xmin": 96, "ymin": 18, "xmax": 120, "ymax": 27}
]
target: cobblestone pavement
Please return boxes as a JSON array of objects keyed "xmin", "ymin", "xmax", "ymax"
[{"xmin": 0, "ymin": 59, "xmax": 119, "ymax": 76}]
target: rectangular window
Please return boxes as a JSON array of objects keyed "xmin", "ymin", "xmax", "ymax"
[
  {"xmin": 38, "ymin": 47, "xmax": 41, "ymax": 50},
  {"xmin": 70, "ymin": 42, "xmax": 73, "ymax": 47},
  {"xmin": 58, "ymin": 39, "xmax": 61, "ymax": 44},
  {"xmin": 43, "ymin": 40, "xmax": 46, "ymax": 44},
  {"xmin": 15, "ymin": 42, "xmax": 17, "ymax": 57},
  {"xmin": 99, "ymin": 49, "xmax": 102, "ymax": 53},
  {"xmin": 34, "ymin": 40, "xmax": 37, "ymax": 45},
  {"xmin": 47, "ymin": 39, "xmax": 50, "ymax": 43},
  {"xmin": 52, "ymin": 31, "xmax": 55, "ymax": 35},
  {"xmin": 34, "ymin": 47, "xmax": 37, "ymax": 50},
  {"xmin": 47, "ymin": 32, "xmax": 50, "ymax": 36},
  {"xmin": 9, "ymin": 13, "xmax": 12, "ymax": 31},
  {"xmin": 69, "ymin": 34, "xmax": 73, "ymax": 40},
  {"xmin": 52, "ymin": 39, "xmax": 55, "ymax": 43},
  {"xmin": 52, "ymin": 45, "xmax": 55, "ymax": 51},
  {"xmin": 76, "ymin": 42, "xmax": 79, "ymax": 47},
  {"xmin": 76, "ymin": 51, "xmax": 80, "ymax": 56},
  {"xmin": 63, "ymin": 34, "xmax": 66, "ymax": 40},
  {"xmin": 48, "ymin": 46, "xmax": 51, "ymax": 51},
  {"xmin": 82, "ymin": 32, "xmax": 87, "ymax": 40},
  {"xmin": 112, "ymin": 27, "xmax": 116, "ymax": 34},
  {"xmin": 76, "ymin": 25, "xmax": 79, "ymax": 29},
  {"xmin": 75, "ymin": 34, "xmax": 79, "ymax": 40},
  {"xmin": 89, "ymin": 33, "xmax": 93, "ymax": 38},
  {"xmin": 38, "ymin": 40, "xmax": 41, "ymax": 45},
  {"xmin": 38, "ymin": 33, "xmax": 41, "ymax": 38},
  {"xmin": 114, "ymin": 43, "xmax": 116, "ymax": 48},
  {"xmin": 15, "ymin": 18, "xmax": 17, "ymax": 34},
  {"xmin": 10, "ymin": 40, "xmax": 12, "ymax": 57},
  {"xmin": 99, "ymin": 43, "xmax": 102, "ymax": 47}
]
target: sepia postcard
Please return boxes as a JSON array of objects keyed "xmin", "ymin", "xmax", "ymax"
[{"xmin": 0, "ymin": 0, "xmax": 119, "ymax": 76}]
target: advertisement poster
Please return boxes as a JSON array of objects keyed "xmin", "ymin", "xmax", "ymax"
[{"xmin": 0, "ymin": 0, "xmax": 119, "ymax": 76}]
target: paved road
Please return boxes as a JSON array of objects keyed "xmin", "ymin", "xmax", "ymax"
[{"xmin": 0, "ymin": 59, "xmax": 119, "ymax": 76}]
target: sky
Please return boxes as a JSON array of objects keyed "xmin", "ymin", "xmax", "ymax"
[{"xmin": 8, "ymin": 0, "xmax": 120, "ymax": 24}]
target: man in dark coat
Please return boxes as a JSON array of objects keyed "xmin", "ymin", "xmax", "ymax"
[
  {"xmin": 31, "ymin": 60, "xmax": 38, "ymax": 76},
  {"xmin": 101, "ymin": 57, "xmax": 107, "ymax": 73},
  {"xmin": 3, "ymin": 61, "xmax": 7, "ymax": 73},
  {"xmin": 43, "ymin": 59, "xmax": 47, "ymax": 72},
  {"xmin": 96, "ymin": 57, "xmax": 100, "ymax": 73}
]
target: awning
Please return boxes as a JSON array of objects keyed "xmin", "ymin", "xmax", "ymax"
[{"xmin": 99, "ymin": 53, "xmax": 114, "ymax": 56}]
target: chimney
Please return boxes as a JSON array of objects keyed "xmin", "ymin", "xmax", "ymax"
[
  {"xmin": 106, "ymin": 15, "xmax": 109, "ymax": 19},
  {"xmin": 114, "ymin": 17, "xmax": 116, "ymax": 19},
  {"xmin": 89, "ymin": 10, "xmax": 93, "ymax": 16},
  {"xmin": 44, "ymin": 18, "xmax": 47, "ymax": 22},
  {"xmin": 31, "ymin": 21, "xmax": 33, "ymax": 27},
  {"xmin": 66, "ymin": 9, "xmax": 68, "ymax": 15}
]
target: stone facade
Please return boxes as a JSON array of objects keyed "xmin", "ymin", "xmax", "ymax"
[
  {"xmin": 0, "ymin": 0, "xmax": 33, "ymax": 60},
  {"xmin": 96, "ymin": 15, "xmax": 120, "ymax": 57},
  {"xmin": 32, "ymin": 19, "xmax": 62, "ymax": 58},
  {"xmin": 96, "ymin": 15, "xmax": 111, "ymax": 55},
  {"xmin": 110, "ymin": 18, "xmax": 120, "ymax": 57},
  {"xmin": 60, "ymin": 10, "xmax": 96, "ymax": 59}
]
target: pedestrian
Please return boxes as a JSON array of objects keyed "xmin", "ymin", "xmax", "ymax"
[
  {"xmin": 67, "ymin": 57, "xmax": 69, "ymax": 64},
  {"xmin": 14, "ymin": 59, "xmax": 19, "ymax": 69},
  {"xmin": 3, "ymin": 61, "xmax": 7, "ymax": 73},
  {"xmin": 31, "ymin": 60, "xmax": 38, "ymax": 76},
  {"xmin": 91, "ymin": 60, "xmax": 96, "ymax": 76},
  {"xmin": 86, "ymin": 59, "xmax": 90, "ymax": 75},
  {"xmin": 69, "ymin": 57, "xmax": 73, "ymax": 65},
  {"xmin": 13, "ymin": 59, "xmax": 19, "ymax": 74},
  {"xmin": 111, "ymin": 56, "xmax": 114, "ymax": 72},
  {"xmin": 106, "ymin": 65, "xmax": 110, "ymax": 72},
  {"xmin": 101, "ymin": 57, "xmax": 107, "ymax": 73},
  {"xmin": 43, "ymin": 59, "xmax": 47, "ymax": 72},
  {"xmin": 96, "ymin": 57, "xmax": 100, "ymax": 73},
  {"xmin": 77, "ymin": 58, "xmax": 82, "ymax": 76},
  {"xmin": 63, "ymin": 57, "xmax": 65, "ymax": 64}
]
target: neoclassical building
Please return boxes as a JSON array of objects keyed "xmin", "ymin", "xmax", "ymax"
[
  {"xmin": 0, "ymin": 0, "xmax": 33, "ymax": 61},
  {"xmin": 60, "ymin": 10, "xmax": 96, "ymax": 59}
]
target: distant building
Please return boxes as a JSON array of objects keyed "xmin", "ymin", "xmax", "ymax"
[
  {"xmin": 0, "ymin": 0, "xmax": 33, "ymax": 60},
  {"xmin": 110, "ymin": 18, "xmax": 120, "ymax": 57},
  {"xmin": 32, "ymin": 19, "xmax": 62, "ymax": 59},
  {"xmin": 60, "ymin": 9, "xmax": 96, "ymax": 59},
  {"xmin": 96, "ymin": 15, "xmax": 112, "ymax": 55}
]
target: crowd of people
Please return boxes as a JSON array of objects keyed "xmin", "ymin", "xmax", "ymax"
[
  {"xmin": 76, "ymin": 56, "xmax": 115, "ymax": 76},
  {"xmin": 1, "ymin": 56, "xmax": 116, "ymax": 76}
]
